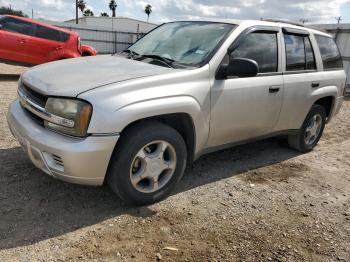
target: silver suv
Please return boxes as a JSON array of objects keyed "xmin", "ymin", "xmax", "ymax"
[{"xmin": 7, "ymin": 19, "xmax": 346, "ymax": 205}]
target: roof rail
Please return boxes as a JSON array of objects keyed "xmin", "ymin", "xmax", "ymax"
[{"xmin": 262, "ymin": 18, "xmax": 305, "ymax": 27}]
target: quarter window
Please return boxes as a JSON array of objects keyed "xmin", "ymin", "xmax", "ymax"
[
  {"xmin": 230, "ymin": 32, "xmax": 278, "ymax": 73},
  {"xmin": 314, "ymin": 35, "xmax": 343, "ymax": 70},
  {"xmin": 0, "ymin": 17, "xmax": 36, "ymax": 36},
  {"xmin": 284, "ymin": 34, "xmax": 316, "ymax": 71}
]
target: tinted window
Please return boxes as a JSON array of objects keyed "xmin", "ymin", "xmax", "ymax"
[
  {"xmin": 230, "ymin": 32, "xmax": 278, "ymax": 73},
  {"xmin": 0, "ymin": 17, "xmax": 36, "ymax": 36},
  {"xmin": 305, "ymin": 37, "xmax": 316, "ymax": 70},
  {"xmin": 35, "ymin": 25, "xmax": 62, "ymax": 42},
  {"xmin": 315, "ymin": 35, "xmax": 342, "ymax": 70},
  {"xmin": 61, "ymin": 32, "xmax": 70, "ymax": 42},
  {"xmin": 284, "ymin": 34, "xmax": 316, "ymax": 71}
]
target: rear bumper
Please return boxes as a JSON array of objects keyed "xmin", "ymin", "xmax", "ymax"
[{"xmin": 7, "ymin": 100, "xmax": 119, "ymax": 186}]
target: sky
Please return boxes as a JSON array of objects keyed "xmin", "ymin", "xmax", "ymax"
[{"xmin": 1, "ymin": 0, "xmax": 350, "ymax": 24}]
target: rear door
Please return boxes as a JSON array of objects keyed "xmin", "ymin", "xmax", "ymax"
[
  {"xmin": 28, "ymin": 24, "xmax": 66, "ymax": 64},
  {"xmin": 0, "ymin": 16, "xmax": 36, "ymax": 64},
  {"xmin": 275, "ymin": 28, "xmax": 322, "ymax": 130}
]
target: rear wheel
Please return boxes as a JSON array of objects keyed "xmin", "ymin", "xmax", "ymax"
[
  {"xmin": 288, "ymin": 104, "xmax": 326, "ymax": 153},
  {"xmin": 107, "ymin": 121, "xmax": 187, "ymax": 205}
]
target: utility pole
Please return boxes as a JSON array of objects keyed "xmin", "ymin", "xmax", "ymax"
[
  {"xmin": 335, "ymin": 16, "xmax": 342, "ymax": 24},
  {"xmin": 75, "ymin": 0, "xmax": 78, "ymax": 24},
  {"xmin": 32, "ymin": 9, "xmax": 34, "ymax": 19}
]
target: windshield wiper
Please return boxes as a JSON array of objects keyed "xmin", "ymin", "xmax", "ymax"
[
  {"xmin": 122, "ymin": 49, "xmax": 140, "ymax": 59},
  {"xmin": 140, "ymin": 54, "xmax": 175, "ymax": 68}
]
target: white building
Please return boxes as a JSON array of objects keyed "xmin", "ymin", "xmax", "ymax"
[{"xmin": 64, "ymin": 16, "xmax": 158, "ymax": 34}]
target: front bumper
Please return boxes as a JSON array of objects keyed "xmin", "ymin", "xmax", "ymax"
[{"xmin": 7, "ymin": 100, "xmax": 119, "ymax": 186}]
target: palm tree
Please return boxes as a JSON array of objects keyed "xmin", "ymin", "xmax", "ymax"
[
  {"xmin": 77, "ymin": 0, "xmax": 86, "ymax": 14},
  {"xmin": 144, "ymin": 4, "xmax": 152, "ymax": 22},
  {"xmin": 83, "ymin": 9, "xmax": 94, "ymax": 16},
  {"xmin": 101, "ymin": 12, "xmax": 109, "ymax": 17},
  {"xmin": 109, "ymin": 0, "xmax": 117, "ymax": 17}
]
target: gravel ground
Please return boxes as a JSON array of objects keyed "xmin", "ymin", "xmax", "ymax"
[{"xmin": 0, "ymin": 64, "xmax": 349, "ymax": 261}]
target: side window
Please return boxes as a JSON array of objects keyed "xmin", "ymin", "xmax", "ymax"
[
  {"xmin": 35, "ymin": 25, "xmax": 62, "ymax": 42},
  {"xmin": 314, "ymin": 35, "xmax": 343, "ymax": 70},
  {"xmin": 284, "ymin": 34, "xmax": 316, "ymax": 71},
  {"xmin": 61, "ymin": 32, "xmax": 70, "ymax": 42},
  {"xmin": 0, "ymin": 17, "xmax": 36, "ymax": 36},
  {"xmin": 305, "ymin": 37, "xmax": 316, "ymax": 70},
  {"xmin": 230, "ymin": 31, "xmax": 278, "ymax": 73}
]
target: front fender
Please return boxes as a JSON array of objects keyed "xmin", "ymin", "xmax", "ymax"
[
  {"xmin": 88, "ymin": 96, "xmax": 210, "ymax": 154},
  {"xmin": 81, "ymin": 45, "xmax": 97, "ymax": 56}
]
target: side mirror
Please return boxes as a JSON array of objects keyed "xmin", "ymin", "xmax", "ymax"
[{"xmin": 216, "ymin": 57, "xmax": 259, "ymax": 79}]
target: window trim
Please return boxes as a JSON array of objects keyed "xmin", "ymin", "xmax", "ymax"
[
  {"xmin": 282, "ymin": 27, "xmax": 309, "ymax": 36},
  {"xmin": 283, "ymin": 32, "xmax": 317, "ymax": 72},
  {"xmin": 304, "ymin": 36, "xmax": 317, "ymax": 70}
]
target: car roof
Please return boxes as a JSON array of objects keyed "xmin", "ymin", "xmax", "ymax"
[
  {"xmin": 172, "ymin": 18, "xmax": 332, "ymax": 38},
  {"xmin": 3, "ymin": 15, "xmax": 78, "ymax": 36}
]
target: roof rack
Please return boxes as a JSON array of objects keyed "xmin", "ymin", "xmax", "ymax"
[{"xmin": 262, "ymin": 19, "xmax": 305, "ymax": 27}]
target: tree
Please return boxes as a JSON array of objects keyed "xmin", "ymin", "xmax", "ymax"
[
  {"xmin": 0, "ymin": 6, "xmax": 27, "ymax": 17},
  {"xmin": 109, "ymin": 0, "xmax": 117, "ymax": 17},
  {"xmin": 144, "ymin": 4, "xmax": 152, "ymax": 22},
  {"xmin": 77, "ymin": 0, "xmax": 86, "ymax": 14},
  {"xmin": 101, "ymin": 12, "xmax": 109, "ymax": 17},
  {"xmin": 83, "ymin": 9, "xmax": 94, "ymax": 17}
]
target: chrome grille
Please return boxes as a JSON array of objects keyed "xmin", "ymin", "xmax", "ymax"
[{"xmin": 19, "ymin": 83, "xmax": 47, "ymax": 108}]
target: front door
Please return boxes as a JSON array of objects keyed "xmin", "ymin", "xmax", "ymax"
[{"xmin": 208, "ymin": 28, "xmax": 284, "ymax": 147}]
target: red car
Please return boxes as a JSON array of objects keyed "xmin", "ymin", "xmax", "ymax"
[{"xmin": 0, "ymin": 15, "xmax": 97, "ymax": 66}]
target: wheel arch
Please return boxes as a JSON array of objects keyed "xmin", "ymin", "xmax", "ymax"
[{"xmin": 119, "ymin": 113, "xmax": 197, "ymax": 163}]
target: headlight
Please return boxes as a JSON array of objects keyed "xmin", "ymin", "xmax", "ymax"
[{"xmin": 44, "ymin": 98, "xmax": 92, "ymax": 137}]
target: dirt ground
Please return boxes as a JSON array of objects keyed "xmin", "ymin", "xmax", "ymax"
[{"xmin": 0, "ymin": 63, "xmax": 349, "ymax": 262}]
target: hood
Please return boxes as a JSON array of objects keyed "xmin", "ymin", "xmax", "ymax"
[{"xmin": 21, "ymin": 55, "xmax": 174, "ymax": 97}]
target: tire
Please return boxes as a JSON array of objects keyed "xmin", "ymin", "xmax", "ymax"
[
  {"xmin": 107, "ymin": 121, "xmax": 187, "ymax": 205},
  {"xmin": 288, "ymin": 104, "xmax": 326, "ymax": 153}
]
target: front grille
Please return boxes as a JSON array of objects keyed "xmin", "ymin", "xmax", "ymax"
[
  {"xmin": 19, "ymin": 82, "xmax": 48, "ymax": 108},
  {"xmin": 19, "ymin": 82, "xmax": 48, "ymax": 125}
]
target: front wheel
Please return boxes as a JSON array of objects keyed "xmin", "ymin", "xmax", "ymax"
[
  {"xmin": 288, "ymin": 104, "xmax": 326, "ymax": 153},
  {"xmin": 107, "ymin": 121, "xmax": 187, "ymax": 205}
]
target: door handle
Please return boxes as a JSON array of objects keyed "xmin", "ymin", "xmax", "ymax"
[
  {"xmin": 269, "ymin": 86, "xmax": 281, "ymax": 93},
  {"xmin": 55, "ymin": 46, "xmax": 63, "ymax": 51},
  {"xmin": 311, "ymin": 82, "xmax": 320, "ymax": 88},
  {"xmin": 19, "ymin": 39, "xmax": 27, "ymax": 44}
]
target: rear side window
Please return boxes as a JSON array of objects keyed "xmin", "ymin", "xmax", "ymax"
[
  {"xmin": 0, "ymin": 17, "xmax": 36, "ymax": 36},
  {"xmin": 314, "ymin": 35, "xmax": 343, "ymax": 70},
  {"xmin": 35, "ymin": 25, "xmax": 65, "ymax": 42},
  {"xmin": 61, "ymin": 32, "xmax": 70, "ymax": 42},
  {"xmin": 284, "ymin": 34, "xmax": 316, "ymax": 71},
  {"xmin": 230, "ymin": 31, "xmax": 278, "ymax": 73}
]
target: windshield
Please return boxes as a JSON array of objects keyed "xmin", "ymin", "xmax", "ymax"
[{"xmin": 126, "ymin": 22, "xmax": 235, "ymax": 68}]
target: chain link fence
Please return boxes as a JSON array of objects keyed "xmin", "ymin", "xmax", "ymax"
[{"xmin": 57, "ymin": 25, "xmax": 146, "ymax": 54}]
